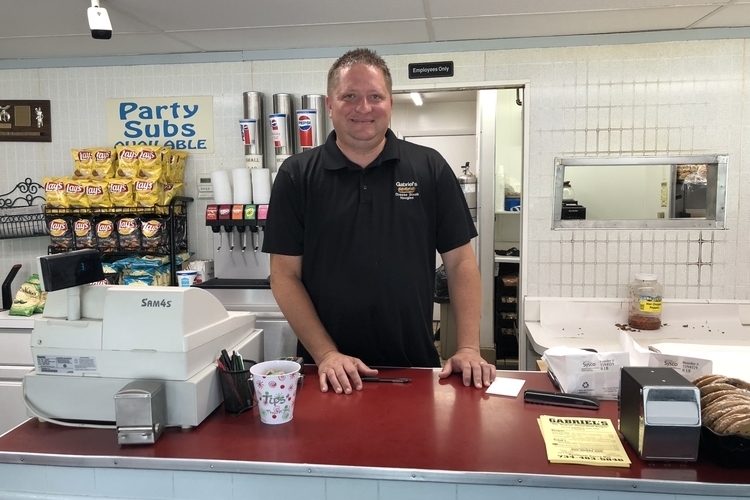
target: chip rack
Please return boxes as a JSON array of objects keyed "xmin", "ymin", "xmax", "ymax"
[{"xmin": 45, "ymin": 196, "xmax": 193, "ymax": 286}]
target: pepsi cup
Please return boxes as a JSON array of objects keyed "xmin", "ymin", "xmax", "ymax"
[
  {"xmin": 296, "ymin": 109, "xmax": 317, "ymax": 149},
  {"xmin": 239, "ymin": 119, "xmax": 257, "ymax": 146},
  {"xmin": 269, "ymin": 113, "xmax": 288, "ymax": 148}
]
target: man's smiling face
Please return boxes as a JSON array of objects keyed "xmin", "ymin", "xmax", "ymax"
[{"xmin": 326, "ymin": 64, "xmax": 393, "ymax": 156}]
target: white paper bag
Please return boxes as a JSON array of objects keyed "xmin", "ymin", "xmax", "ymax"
[{"xmin": 542, "ymin": 347, "xmax": 629, "ymax": 400}]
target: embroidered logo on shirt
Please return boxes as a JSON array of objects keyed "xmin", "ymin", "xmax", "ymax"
[{"xmin": 395, "ymin": 181, "xmax": 419, "ymax": 200}]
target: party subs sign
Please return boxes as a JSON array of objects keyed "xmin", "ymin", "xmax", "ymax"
[{"xmin": 106, "ymin": 96, "xmax": 214, "ymax": 153}]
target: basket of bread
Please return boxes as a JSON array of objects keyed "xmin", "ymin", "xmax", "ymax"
[{"xmin": 694, "ymin": 374, "xmax": 750, "ymax": 468}]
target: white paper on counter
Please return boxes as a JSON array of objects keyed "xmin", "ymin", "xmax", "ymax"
[
  {"xmin": 486, "ymin": 376, "xmax": 525, "ymax": 397},
  {"xmin": 648, "ymin": 342, "xmax": 750, "ymax": 381},
  {"xmin": 618, "ymin": 332, "xmax": 713, "ymax": 381}
]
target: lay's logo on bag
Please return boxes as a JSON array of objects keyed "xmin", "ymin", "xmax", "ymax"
[
  {"xmin": 74, "ymin": 219, "xmax": 91, "ymax": 235},
  {"xmin": 85, "ymin": 184, "xmax": 104, "ymax": 196},
  {"xmin": 138, "ymin": 150, "xmax": 157, "ymax": 161},
  {"xmin": 97, "ymin": 220, "xmax": 114, "ymax": 236},
  {"xmin": 95, "ymin": 150, "xmax": 112, "ymax": 161},
  {"xmin": 142, "ymin": 220, "xmax": 161, "ymax": 237},
  {"xmin": 49, "ymin": 219, "xmax": 68, "ymax": 236},
  {"xmin": 109, "ymin": 183, "xmax": 129, "ymax": 193},
  {"xmin": 77, "ymin": 150, "xmax": 93, "ymax": 161},
  {"xmin": 65, "ymin": 183, "xmax": 84, "ymax": 194},
  {"xmin": 45, "ymin": 180, "xmax": 64, "ymax": 191},
  {"xmin": 135, "ymin": 180, "xmax": 154, "ymax": 191},
  {"xmin": 119, "ymin": 149, "xmax": 138, "ymax": 160}
]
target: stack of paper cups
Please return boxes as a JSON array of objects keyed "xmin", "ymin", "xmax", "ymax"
[
  {"xmin": 252, "ymin": 168, "xmax": 272, "ymax": 204},
  {"xmin": 232, "ymin": 168, "xmax": 252, "ymax": 204},
  {"xmin": 210, "ymin": 170, "xmax": 233, "ymax": 204}
]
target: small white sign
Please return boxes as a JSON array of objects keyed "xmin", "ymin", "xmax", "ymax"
[{"xmin": 106, "ymin": 96, "xmax": 214, "ymax": 153}]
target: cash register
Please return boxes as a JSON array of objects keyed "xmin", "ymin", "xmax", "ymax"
[{"xmin": 22, "ymin": 250, "xmax": 263, "ymax": 434}]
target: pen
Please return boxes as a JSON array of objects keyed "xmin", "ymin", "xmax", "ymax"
[{"xmin": 361, "ymin": 377, "xmax": 411, "ymax": 383}]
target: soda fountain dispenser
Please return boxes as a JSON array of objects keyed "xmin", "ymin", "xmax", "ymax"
[
  {"xmin": 271, "ymin": 93, "xmax": 295, "ymax": 171},
  {"xmin": 242, "ymin": 91, "xmax": 264, "ymax": 169}
]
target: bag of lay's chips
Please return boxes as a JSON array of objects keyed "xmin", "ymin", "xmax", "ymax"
[
  {"xmin": 108, "ymin": 178, "xmax": 134, "ymax": 207},
  {"xmin": 159, "ymin": 181, "xmax": 184, "ymax": 214},
  {"xmin": 84, "ymin": 180, "xmax": 111, "ymax": 209},
  {"xmin": 65, "ymin": 178, "xmax": 90, "ymax": 209},
  {"xmin": 134, "ymin": 179, "xmax": 161, "ymax": 208},
  {"xmin": 95, "ymin": 216, "xmax": 118, "ymax": 253},
  {"xmin": 42, "ymin": 177, "xmax": 69, "ymax": 208},
  {"xmin": 71, "ymin": 149, "xmax": 95, "ymax": 179},
  {"xmin": 136, "ymin": 145, "xmax": 164, "ymax": 181},
  {"xmin": 166, "ymin": 150, "xmax": 187, "ymax": 183},
  {"xmin": 74, "ymin": 217, "xmax": 96, "ymax": 249},
  {"xmin": 47, "ymin": 216, "xmax": 74, "ymax": 250},
  {"xmin": 141, "ymin": 218, "xmax": 167, "ymax": 254},
  {"xmin": 92, "ymin": 148, "xmax": 117, "ymax": 180},
  {"xmin": 116, "ymin": 216, "xmax": 141, "ymax": 251},
  {"xmin": 115, "ymin": 146, "xmax": 139, "ymax": 179}
]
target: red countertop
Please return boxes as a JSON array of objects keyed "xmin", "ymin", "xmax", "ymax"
[{"xmin": 0, "ymin": 368, "xmax": 746, "ymax": 487}]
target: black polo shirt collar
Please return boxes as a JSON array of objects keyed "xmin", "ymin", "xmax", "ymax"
[{"xmin": 322, "ymin": 129, "xmax": 400, "ymax": 170}]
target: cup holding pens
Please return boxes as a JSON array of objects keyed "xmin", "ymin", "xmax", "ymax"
[
  {"xmin": 249, "ymin": 360, "xmax": 302, "ymax": 425},
  {"xmin": 218, "ymin": 360, "xmax": 257, "ymax": 414}
]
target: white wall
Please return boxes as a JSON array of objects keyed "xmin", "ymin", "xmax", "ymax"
[{"xmin": 1, "ymin": 40, "xmax": 749, "ymax": 302}]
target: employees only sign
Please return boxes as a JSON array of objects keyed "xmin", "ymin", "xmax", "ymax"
[{"xmin": 106, "ymin": 96, "xmax": 214, "ymax": 153}]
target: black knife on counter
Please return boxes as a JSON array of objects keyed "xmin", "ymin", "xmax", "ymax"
[{"xmin": 523, "ymin": 389, "xmax": 600, "ymax": 410}]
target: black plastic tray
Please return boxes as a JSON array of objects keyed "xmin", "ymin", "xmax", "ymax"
[{"xmin": 700, "ymin": 425, "xmax": 750, "ymax": 468}]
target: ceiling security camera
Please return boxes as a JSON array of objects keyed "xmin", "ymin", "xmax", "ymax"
[{"xmin": 87, "ymin": 0, "xmax": 112, "ymax": 40}]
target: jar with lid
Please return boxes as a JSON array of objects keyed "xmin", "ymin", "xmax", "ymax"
[{"xmin": 628, "ymin": 274, "xmax": 663, "ymax": 330}]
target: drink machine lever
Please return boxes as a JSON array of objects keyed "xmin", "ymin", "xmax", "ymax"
[
  {"xmin": 256, "ymin": 204, "xmax": 269, "ymax": 252},
  {"xmin": 231, "ymin": 205, "xmax": 245, "ymax": 252},
  {"xmin": 205, "ymin": 205, "xmax": 222, "ymax": 251},
  {"xmin": 217, "ymin": 205, "xmax": 233, "ymax": 252},
  {"xmin": 243, "ymin": 205, "xmax": 258, "ymax": 253}
]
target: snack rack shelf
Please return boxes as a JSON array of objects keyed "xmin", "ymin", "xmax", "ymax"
[
  {"xmin": 45, "ymin": 196, "xmax": 193, "ymax": 286},
  {"xmin": 0, "ymin": 178, "xmax": 47, "ymax": 240}
]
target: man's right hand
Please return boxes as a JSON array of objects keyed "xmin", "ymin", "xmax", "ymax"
[{"xmin": 317, "ymin": 351, "xmax": 378, "ymax": 394}]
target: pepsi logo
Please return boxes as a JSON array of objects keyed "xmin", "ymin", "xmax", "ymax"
[
  {"xmin": 270, "ymin": 119, "xmax": 279, "ymax": 130},
  {"xmin": 298, "ymin": 116, "xmax": 312, "ymax": 131}
]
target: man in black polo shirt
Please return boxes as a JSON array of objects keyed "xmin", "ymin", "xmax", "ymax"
[{"xmin": 263, "ymin": 48, "xmax": 496, "ymax": 394}]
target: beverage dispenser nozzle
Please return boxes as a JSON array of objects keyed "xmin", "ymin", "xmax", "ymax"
[
  {"xmin": 250, "ymin": 226, "xmax": 259, "ymax": 252},
  {"xmin": 228, "ymin": 227, "xmax": 235, "ymax": 252}
]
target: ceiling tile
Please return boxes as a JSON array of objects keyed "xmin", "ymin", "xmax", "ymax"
[
  {"xmin": 172, "ymin": 21, "xmax": 431, "ymax": 52},
  {"xmin": 691, "ymin": 4, "xmax": 750, "ymax": 27},
  {"xmin": 0, "ymin": 33, "xmax": 198, "ymax": 60},
  {"xmin": 432, "ymin": 6, "xmax": 719, "ymax": 41},
  {"xmin": 107, "ymin": 0, "xmax": 426, "ymax": 31},
  {"xmin": 0, "ymin": 0, "xmax": 158, "ymax": 37},
  {"xmin": 428, "ymin": 0, "xmax": 729, "ymax": 18}
]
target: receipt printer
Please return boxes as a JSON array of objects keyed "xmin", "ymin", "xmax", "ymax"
[
  {"xmin": 619, "ymin": 367, "xmax": 701, "ymax": 461},
  {"xmin": 114, "ymin": 381, "xmax": 166, "ymax": 445}
]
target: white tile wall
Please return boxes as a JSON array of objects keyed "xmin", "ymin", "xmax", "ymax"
[{"xmin": 1, "ymin": 39, "xmax": 749, "ymax": 301}]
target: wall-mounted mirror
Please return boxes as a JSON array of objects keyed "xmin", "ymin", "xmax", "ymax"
[{"xmin": 553, "ymin": 155, "xmax": 727, "ymax": 229}]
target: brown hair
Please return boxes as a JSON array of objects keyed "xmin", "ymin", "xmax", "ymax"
[{"xmin": 327, "ymin": 48, "xmax": 392, "ymax": 97}]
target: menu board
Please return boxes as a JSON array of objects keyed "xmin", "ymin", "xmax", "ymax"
[{"xmin": 0, "ymin": 100, "xmax": 51, "ymax": 142}]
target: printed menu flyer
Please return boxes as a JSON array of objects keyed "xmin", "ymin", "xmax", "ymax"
[{"xmin": 537, "ymin": 415, "xmax": 631, "ymax": 468}]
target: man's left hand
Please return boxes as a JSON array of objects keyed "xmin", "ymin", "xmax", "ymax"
[{"xmin": 438, "ymin": 347, "xmax": 497, "ymax": 388}]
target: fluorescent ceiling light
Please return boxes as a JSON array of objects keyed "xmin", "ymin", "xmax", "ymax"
[{"xmin": 410, "ymin": 92, "xmax": 423, "ymax": 106}]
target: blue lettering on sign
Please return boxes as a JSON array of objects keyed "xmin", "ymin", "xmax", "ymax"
[
  {"xmin": 116, "ymin": 100, "xmax": 208, "ymax": 150},
  {"xmin": 119, "ymin": 102, "xmax": 200, "ymax": 120}
]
